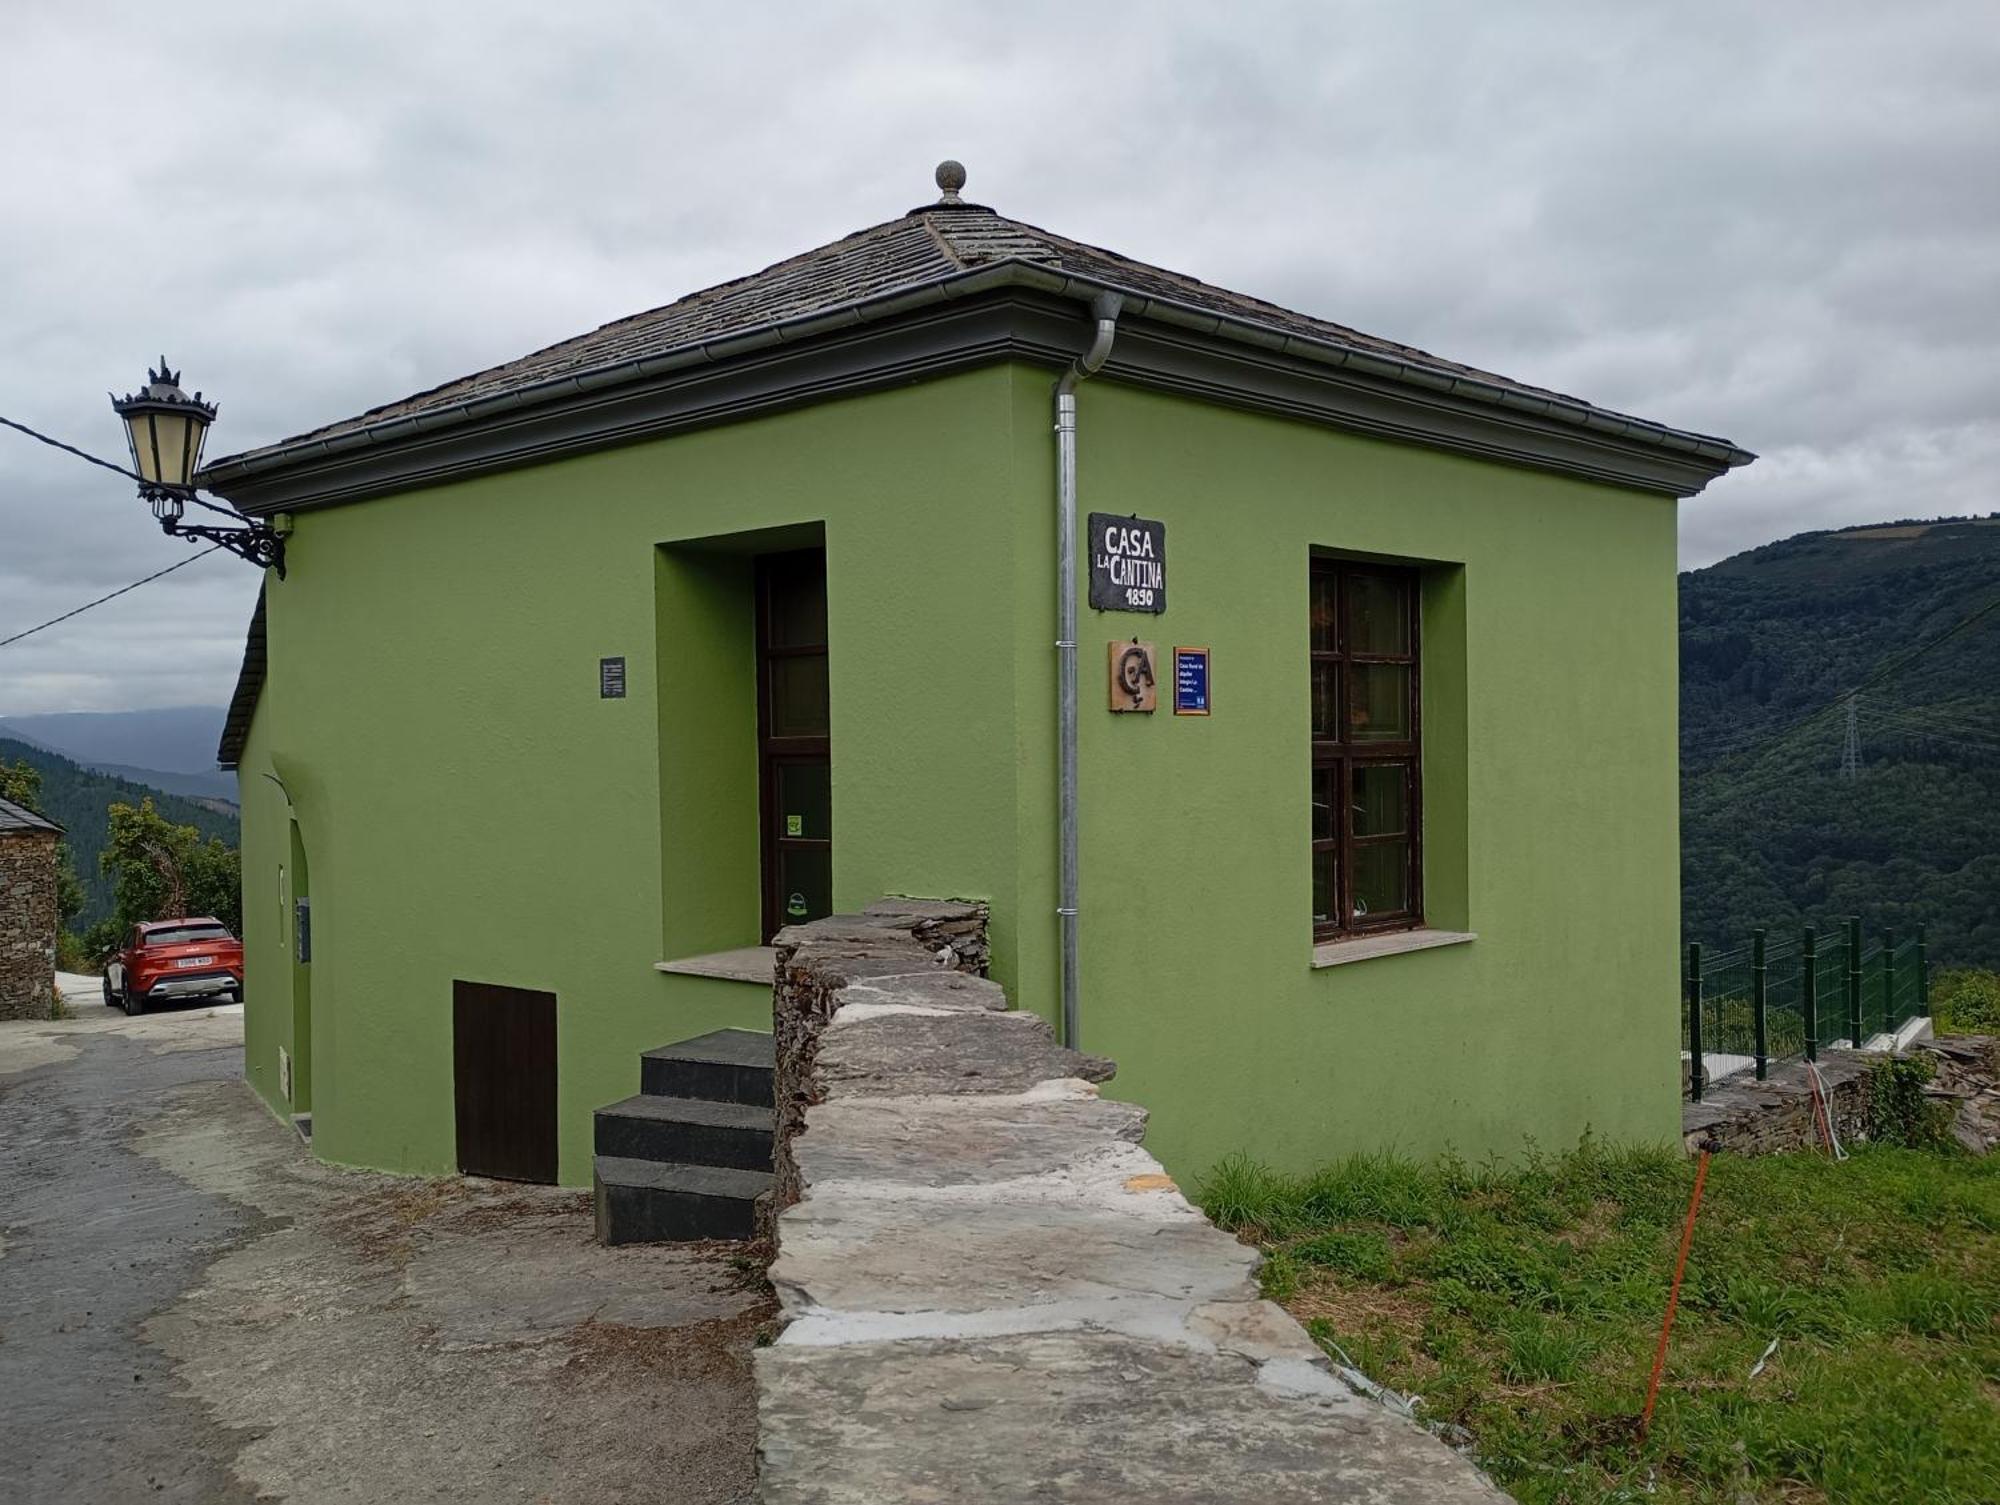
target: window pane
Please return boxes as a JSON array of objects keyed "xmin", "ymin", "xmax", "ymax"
[
  {"xmin": 778, "ymin": 843, "xmax": 832, "ymax": 927},
  {"xmin": 1352, "ymin": 840, "xmax": 1410, "ymax": 919},
  {"xmin": 770, "ymin": 653, "xmax": 829, "ymax": 736},
  {"xmin": 1347, "ymin": 573, "xmax": 1410, "ymax": 656},
  {"xmin": 777, "ymin": 761, "xmax": 830, "ymax": 840},
  {"xmin": 1349, "ymin": 664, "xmax": 1410, "ymax": 742},
  {"xmin": 1310, "ymin": 569, "xmax": 1339, "ymax": 653},
  {"xmin": 1312, "ymin": 846, "xmax": 1337, "ymax": 929},
  {"xmin": 767, "ymin": 559, "xmax": 827, "ymax": 649},
  {"xmin": 1312, "ymin": 764, "xmax": 1339, "ymax": 844},
  {"xmin": 1352, "ymin": 764, "xmax": 1406, "ymax": 837},
  {"xmin": 1311, "ymin": 660, "xmax": 1342, "ymax": 737}
]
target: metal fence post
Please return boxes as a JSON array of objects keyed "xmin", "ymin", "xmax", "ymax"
[
  {"xmin": 1916, "ymin": 924, "xmax": 1930, "ymax": 1018},
  {"xmin": 1751, "ymin": 927, "xmax": 1769, "ymax": 1080},
  {"xmin": 1801, "ymin": 926, "xmax": 1818, "ymax": 1063},
  {"xmin": 1847, "ymin": 916, "xmax": 1864, "ymax": 1049},
  {"xmin": 1882, "ymin": 927, "xmax": 1897, "ymax": 1037},
  {"xmin": 1686, "ymin": 942, "xmax": 1704, "ymax": 1103}
]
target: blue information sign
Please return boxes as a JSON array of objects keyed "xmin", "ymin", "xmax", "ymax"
[{"xmin": 1173, "ymin": 646, "xmax": 1210, "ymax": 716}]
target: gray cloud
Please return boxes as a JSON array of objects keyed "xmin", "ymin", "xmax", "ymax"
[{"xmin": 4, "ymin": 1, "xmax": 1995, "ymax": 717}]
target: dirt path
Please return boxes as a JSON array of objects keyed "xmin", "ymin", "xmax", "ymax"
[{"xmin": 0, "ymin": 1004, "xmax": 771, "ymax": 1503}]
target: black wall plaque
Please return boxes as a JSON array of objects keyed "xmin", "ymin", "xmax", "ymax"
[
  {"xmin": 599, "ymin": 656, "xmax": 627, "ymax": 698},
  {"xmin": 1088, "ymin": 513, "xmax": 1166, "ymax": 613}
]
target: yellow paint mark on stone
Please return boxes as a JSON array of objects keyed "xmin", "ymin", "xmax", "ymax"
[{"xmin": 1123, "ymin": 1173, "xmax": 1177, "ymax": 1193}]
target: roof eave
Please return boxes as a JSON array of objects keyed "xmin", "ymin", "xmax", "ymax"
[{"xmin": 199, "ymin": 259, "xmax": 1751, "ymax": 502}]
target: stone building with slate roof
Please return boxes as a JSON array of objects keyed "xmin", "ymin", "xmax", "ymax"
[
  {"xmin": 202, "ymin": 164, "xmax": 1750, "ymax": 1187},
  {"xmin": 0, "ymin": 795, "xmax": 62, "ymax": 1021}
]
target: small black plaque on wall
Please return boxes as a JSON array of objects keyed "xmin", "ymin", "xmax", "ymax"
[
  {"xmin": 1088, "ymin": 513, "xmax": 1166, "ymax": 613},
  {"xmin": 599, "ymin": 656, "xmax": 627, "ymax": 698}
]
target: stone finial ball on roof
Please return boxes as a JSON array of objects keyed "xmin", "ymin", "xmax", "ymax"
[{"xmin": 935, "ymin": 160, "xmax": 967, "ymax": 203}]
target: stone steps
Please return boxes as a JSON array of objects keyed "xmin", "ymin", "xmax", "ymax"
[
  {"xmin": 594, "ymin": 1092, "xmax": 775, "ymax": 1170},
  {"xmin": 593, "ymin": 1157, "xmax": 772, "ymax": 1244},
  {"xmin": 640, "ymin": 1028, "xmax": 775, "ymax": 1106},
  {"xmin": 592, "ymin": 1027, "xmax": 775, "ymax": 1244}
]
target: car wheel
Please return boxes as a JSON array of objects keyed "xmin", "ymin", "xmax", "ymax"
[
  {"xmin": 121, "ymin": 985, "xmax": 144, "ymax": 1017},
  {"xmin": 103, "ymin": 976, "xmax": 116, "ymax": 1008}
]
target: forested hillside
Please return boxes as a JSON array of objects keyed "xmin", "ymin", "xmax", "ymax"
[
  {"xmin": 0, "ymin": 735, "xmax": 239, "ymax": 929},
  {"xmin": 1681, "ymin": 517, "xmax": 2000, "ymax": 968}
]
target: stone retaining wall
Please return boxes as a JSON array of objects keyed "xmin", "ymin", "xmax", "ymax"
[
  {"xmin": 1682, "ymin": 1036, "xmax": 2000, "ymax": 1155},
  {"xmin": 755, "ymin": 901, "xmax": 1505, "ymax": 1503},
  {"xmin": 0, "ymin": 828, "xmax": 59, "ymax": 1022}
]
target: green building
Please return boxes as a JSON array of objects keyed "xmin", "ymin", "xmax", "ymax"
[{"xmin": 204, "ymin": 165, "xmax": 1751, "ymax": 1190}]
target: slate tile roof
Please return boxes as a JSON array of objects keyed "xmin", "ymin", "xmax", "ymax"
[
  {"xmin": 216, "ymin": 586, "xmax": 265, "ymax": 769},
  {"xmin": 0, "ymin": 794, "xmax": 61, "ymax": 835},
  {"xmin": 238, "ymin": 200, "xmax": 1606, "ymax": 460}
]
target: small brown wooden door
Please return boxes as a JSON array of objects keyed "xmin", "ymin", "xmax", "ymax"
[{"xmin": 452, "ymin": 980, "xmax": 557, "ymax": 1183}]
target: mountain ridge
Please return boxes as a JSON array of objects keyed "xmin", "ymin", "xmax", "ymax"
[
  {"xmin": 0, "ymin": 705, "xmax": 226, "ymax": 776},
  {"xmin": 1681, "ymin": 514, "xmax": 2000, "ymax": 968},
  {"xmin": 0, "ymin": 734, "xmax": 239, "ymax": 930}
]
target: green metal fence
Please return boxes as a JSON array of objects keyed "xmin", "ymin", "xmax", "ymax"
[{"xmin": 1682, "ymin": 919, "xmax": 1929, "ymax": 1101}]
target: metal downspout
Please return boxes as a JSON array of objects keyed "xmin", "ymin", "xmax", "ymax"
[{"xmin": 1055, "ymin": 292, "xmax": 1122, "ymax": 1050}]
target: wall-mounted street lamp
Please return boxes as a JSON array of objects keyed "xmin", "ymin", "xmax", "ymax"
[{"xmin": 110, "ymin": 361, "xmax": 285, "ymax": 576}]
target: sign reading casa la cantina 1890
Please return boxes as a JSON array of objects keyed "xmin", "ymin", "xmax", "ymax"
[{"xmin": 1088, "ymin": 513, "xmax": 1166, "ymax": 613}]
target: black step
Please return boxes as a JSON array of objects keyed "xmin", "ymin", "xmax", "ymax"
[
  {"xmin": 639, "ymin": 1028, "xmax": 774, "ymax": 1106},
  {"xmin": 593, "ymin": 1156, "xmax": 771, "ymax": 1244},
  {"xmin": 594, "ymin": 1094, "xmax": 774, "ymax": 1170}
]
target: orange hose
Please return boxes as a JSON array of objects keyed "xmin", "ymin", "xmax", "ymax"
[{"xmin": 1639, "ymin": 1147, "xmax": 1712, "ymax": 1441}]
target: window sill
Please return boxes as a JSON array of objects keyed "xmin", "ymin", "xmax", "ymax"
[
  {"xmin": 655, "ymin": 947, "xmax": 778, "ymax": 986},
  {"xmin": 1312, "ymin": 928, "xmax": 1476, "ymax": 969}
]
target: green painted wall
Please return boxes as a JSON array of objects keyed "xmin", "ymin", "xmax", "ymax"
[
  {"xmin": 236, "ymin": 357, "xmax": 1682, "ymax": 1187},
  {"xmin": 237, "ymin": 701, "xmax": 292, "ymax": 1117},
  {"xmin": 1001, "ymin": 371, "xmax": 1683, "ymax": 1173},
  {"xmin": 237, "ymin": 369, "xmax": 1026, "ymax": 1184},
  {"xmin": 288, "ymin": 819, "xmax": 313, "ymax": 1113}
]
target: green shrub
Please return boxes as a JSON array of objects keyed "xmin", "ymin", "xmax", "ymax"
[
  {"xmin": 77, "ymin": 918, "xmax": 122, "ymax": 966},
  {"xmin": 54, "ymin": 930, "xmax": 96, "ymax": 974},
  {"xmin": 1866, "ymin": 1055, "xmax": 1952, "ymax": 1149},
  {"xmin": 1932, "ymin": 967, "xmax": 2000, "ymax": 1034}
]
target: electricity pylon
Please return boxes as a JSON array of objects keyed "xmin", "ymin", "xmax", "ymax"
[{"xmin": 1840, "ymin": 694, "xmax": 1861, "ymax": 779}]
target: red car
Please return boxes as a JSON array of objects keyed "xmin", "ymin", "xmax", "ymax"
[{"xmin": 103, "ymin": 917, "xmax": 243, "ymax": 1015}]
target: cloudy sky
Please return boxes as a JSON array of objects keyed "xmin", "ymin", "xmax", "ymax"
[{"xmin": 3, "ymin": 1, "xmax": 1995, "ymax": 717}]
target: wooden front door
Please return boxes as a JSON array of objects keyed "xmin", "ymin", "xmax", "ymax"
[
  {"xmin": 756, "ymin": 549, "xmax": 832, "ymax": 940},
  {"xmin": 452, "ymin": 980, "xmax": 557, "ymax": 1183}
]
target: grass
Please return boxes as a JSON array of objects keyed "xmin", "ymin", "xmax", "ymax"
[{"xmin": 1199, "ymin": 1141, "xmax": 2000, "ymax": 1503}]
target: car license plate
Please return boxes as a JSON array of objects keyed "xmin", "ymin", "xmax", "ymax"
[{"xmin": 175, "ymin": 956, "xmax": 214, "ymax": 968}]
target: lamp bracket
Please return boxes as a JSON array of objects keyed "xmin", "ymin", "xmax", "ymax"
[{"xmin": 154, "ymin": 493, "xmax": 287, "ymax": 577}]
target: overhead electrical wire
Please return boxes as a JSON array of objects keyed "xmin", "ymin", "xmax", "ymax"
[
  {"xmin": 1686, "ymin": 591, "xmax": 2000, "ymax": 774},
  {"xmin": 1856, "ymin": 708, "xmax": 2000, "ymax": 748},
  {"xmin": 1864, "ymin": 702, "xmax": 2000, "ymax": 741},
  {"xmin": 0, "ymin": 412, "xmax": 240, "ymax": 518},
  {"xmin": 0, "ymin": 545, "xmax": 225, "ymax": 650}
]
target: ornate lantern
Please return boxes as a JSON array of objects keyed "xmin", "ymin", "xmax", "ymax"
[{"xmin": 110, "ymin": 362, "xmax": 283, "ymax": 575}]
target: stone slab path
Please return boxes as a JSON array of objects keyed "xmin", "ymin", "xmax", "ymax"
[{"xmin": 757, "ymin": 902, "xmax": 1507, "ymax": 1502}]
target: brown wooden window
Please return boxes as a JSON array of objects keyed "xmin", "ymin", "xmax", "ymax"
[
  {"xmin": 1311, "ymin": 560, "xmax": 1422, "ymax": 942},
  {"xmin": 756, "ymin": 549, "xmax": 831, "ymax": 941}
]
